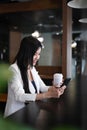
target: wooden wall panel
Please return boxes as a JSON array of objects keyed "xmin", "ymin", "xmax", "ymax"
[
  {"xmin": 0, "ymin": 0, "xmax": 62, "ymax": 14},
  {"xmin": 36, "ymin": 66, "xmax": 62, "ymax": 79},
  {"xmin": 9, "ymin": 31, "xmax": 22, "ymax": 63}
]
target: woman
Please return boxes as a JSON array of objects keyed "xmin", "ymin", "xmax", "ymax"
[{"xmin": 4, "ymin": 36, "xmax": 66, "ymax": 117}]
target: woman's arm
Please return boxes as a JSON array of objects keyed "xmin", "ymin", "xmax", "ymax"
[
  {"xmin": 36, "ymin": 85, "xmax": 66, "ymax": 100},
  {"xmin": 9, "ymin": 65, "xmax": 66, "ymax": 102},
  {"xmin": 33, "ymin": 67, "xmax": 66, "ymax": 100}
]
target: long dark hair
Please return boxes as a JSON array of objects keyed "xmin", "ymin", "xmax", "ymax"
[{"xmin": 14, "ymin": 36, "xmax": 42, "ymax": 93}]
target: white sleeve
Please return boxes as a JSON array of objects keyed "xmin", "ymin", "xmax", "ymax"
[{"xmin": 8, "ymin": 66, "xmax": 36, "ymax": 102}]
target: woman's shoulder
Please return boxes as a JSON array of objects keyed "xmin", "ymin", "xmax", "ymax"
[
  {"xmin": 31, "ymin": 66, "xmax": 38, "ymax": 74},
  {"xmin": 9, "ymin": 62, "xmax": 17, "ymax": 68},
  {"xmin": 9, "ymin": 62, "xmax": 19, "ymax": 73}
]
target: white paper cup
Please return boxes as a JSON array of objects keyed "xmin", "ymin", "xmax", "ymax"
[{"xmin": 53, "ymin": 73, "xmax": 63, "ymax": 87}]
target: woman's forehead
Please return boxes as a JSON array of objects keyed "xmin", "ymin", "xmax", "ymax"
[{"xmin": 36, "ymin": 48, "xmax": 41, "ymax": 53}]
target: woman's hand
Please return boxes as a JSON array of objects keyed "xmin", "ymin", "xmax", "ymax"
[
  {"xmin": 47, "ymin": 85, "xmax": 66, "ymax": 98},
  {"xmin": 36, "ymin": 85, "xmax": 66, "ymax": 100},
  {"xmin": 57, "ymin": 85, "xmax": 66, "ymax": 98},
  {"xmin": 48, "ymin": 86, "xmax": 59, "ymax": 98}
]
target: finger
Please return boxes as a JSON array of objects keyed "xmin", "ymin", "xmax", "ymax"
[{"xmin": 61, "ymin": 85, "xmax": 66, "ymax": 89}]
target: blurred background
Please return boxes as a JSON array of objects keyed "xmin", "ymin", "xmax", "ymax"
[{"xmin": 0, "ymin": 0, "xmax": 87, "ymax": 129}]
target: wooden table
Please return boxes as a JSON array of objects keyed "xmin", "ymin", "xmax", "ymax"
[{"xmin": 7, "ymin": 90, "xmax": 82, "ymax": 130}]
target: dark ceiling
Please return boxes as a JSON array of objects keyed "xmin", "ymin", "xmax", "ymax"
[
  {"xmin": 0, "ymin": 8, "xmax": 62, "ymax": 34},
  {"xmin": 72, "ymin": 8, "xmax": 87, "ymax": 31},
  {"xmin": 0, "ymin": 0, "xmax": 32, "ymax": 3},
  {"xmin": 0, "ymin": 0, "xmax": 87, "ymax": 41}
]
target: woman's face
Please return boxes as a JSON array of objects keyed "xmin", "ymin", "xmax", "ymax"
[{"xmin": 33, "ymin": 47, "xmax": 41, "ymax": 66}]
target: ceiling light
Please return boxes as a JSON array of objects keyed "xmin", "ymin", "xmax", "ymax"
[
  {"xmin": 71, "ymin": 41, "xmax": 77, "ymax": 48},
  {"xmin": 13, "ymin": 26, "xmax": 18, "ymax": 30},
  {"xmin": 37, "ymin": 23, "xmax": 43, "ymax": 27},
  {"xmin": 37, "ymin": 37, "xmax": 44, "ymax": 43},
  {"xmin": 56, "ymin": 32, "xmax": 60, "ymax": 35},
  {"xmin": 31, "ymin": 30, "xmax": 40, "ymax": 38},
  {"xmin": 79, "ymin": 18, "xmax": 87, "ymax": 23},
  {"xmin": 67, "ymin": 0, "xmax": 87, "ymax": 9},
  {"xmin": 49, "ymin": 15, "xmax": 54, "ymax": 19}
]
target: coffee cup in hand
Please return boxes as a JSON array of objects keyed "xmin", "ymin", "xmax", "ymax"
[{"xmin": 53, "ymin": 73, "xmax": 63, "ymax": 87}]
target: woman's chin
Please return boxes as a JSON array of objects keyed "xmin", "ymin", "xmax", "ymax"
[{"xmin": 33, "ymin": 62, "xmax": 36, "ymax": 66}]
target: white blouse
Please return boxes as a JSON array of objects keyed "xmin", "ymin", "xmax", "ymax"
[{"xmin": 4, "ymin": 63, "xmax": 49, "ymax": 117}]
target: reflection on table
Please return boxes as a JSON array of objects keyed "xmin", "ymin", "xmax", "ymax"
[{"xmin": 6, "ymin": 79, "xmax": 84, "ymax": 130}]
